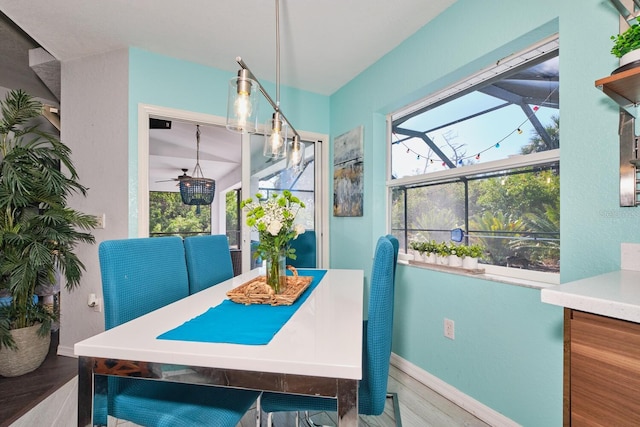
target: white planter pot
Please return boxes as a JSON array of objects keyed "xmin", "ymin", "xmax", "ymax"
[
  {"xmin": 463, "ymin": 256, "xmax": 479, "ymax": 270},
  {"xmin": 425, "ymin": 253, "xmax": 436, "ymax": 264},
  {"xmin": 620, "ymin": 49, "xmax": 640, "ymax": 67},
  {"xmin": 436, "ymin": 255, "xmax": 449, "ymax": 265},
  {"xmin": 449, "ymin": 255, "xmax": 463, "ymax": 267}
]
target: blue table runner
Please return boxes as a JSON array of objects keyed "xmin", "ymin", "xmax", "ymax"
[{"xmin": 157, "ymin": 269, "xmax": 326, "ymax": 345}]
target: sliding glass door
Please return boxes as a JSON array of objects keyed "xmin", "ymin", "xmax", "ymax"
[{"xmin": 241, "ymin": 132, "xmax": 321, "ymax": 272}]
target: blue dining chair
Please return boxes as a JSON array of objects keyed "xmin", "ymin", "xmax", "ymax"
[
  {"xmin": 385, "ymin": 233, "xmax": 399, "ymax": 281},
  {"xmin": 184, "ymin": 234, "xmax": 234, "ymax": 294},
  {"xmin": 287, "ymin": 230, "xmax": 316, "ymax": 268},
  {"xmin": 258, "ymin": 235, "xmax": 402, "ymax": 426},
  {"xmin": 97, "ymin": 236, "xmax": 260, "ymax": 427}
]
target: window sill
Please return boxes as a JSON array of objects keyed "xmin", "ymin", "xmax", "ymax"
[{"xmin": 399, "ymin": 258, "xmax": 557, "ymax": 290}]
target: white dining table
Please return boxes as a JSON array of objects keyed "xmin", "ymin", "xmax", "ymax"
[{"xmin": 74, "ymin": 268, "xmax": 364, "ymax": 426}]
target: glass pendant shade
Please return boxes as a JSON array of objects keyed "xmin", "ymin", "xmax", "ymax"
[
  {"xmin": 226, "ymin": 69, "xmax": 259, "ymax": 133},
  {"xmin": 287, "ymin": 136, "xmax": 304, "ymax": 171},
  {"xmin": 264, "ymin": 112, "xmax": 288, "ymax": 158}
]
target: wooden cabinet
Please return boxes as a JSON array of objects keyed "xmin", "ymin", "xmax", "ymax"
[{"xmin": 565, "ymin": 309, "xmax": 640, "ymax": 426}]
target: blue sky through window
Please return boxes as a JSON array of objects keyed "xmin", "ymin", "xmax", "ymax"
[{"xmin": 392, "ymin": 55, "xmax": 559, "ymax": 179}]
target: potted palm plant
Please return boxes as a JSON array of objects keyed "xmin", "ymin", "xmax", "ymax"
[{"xmin": 0, "ymin": 89, "xmax": 96, "ymax": 377}]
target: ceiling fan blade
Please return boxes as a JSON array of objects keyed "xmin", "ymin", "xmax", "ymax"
[{"xmin": 155, "ymin": 168, "xmax": 191, "ymax": 183}]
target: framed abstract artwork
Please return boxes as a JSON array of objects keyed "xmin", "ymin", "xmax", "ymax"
[{"xmin": 333, "ymin": 126, "xmax": 363, "ymax": 217}]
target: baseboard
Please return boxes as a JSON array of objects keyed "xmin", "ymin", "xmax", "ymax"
[
  {"xmin": 390, "ymin": 353, "xmax": 520, "ymax": 427},
  {"xmin": 57, "ymin": 345, "xmax": 76, "ymax": 358}
]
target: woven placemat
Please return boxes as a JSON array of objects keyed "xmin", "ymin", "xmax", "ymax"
[{"xmin": 227, "ymin": 266, "xmax": 313, "ymax": 306}]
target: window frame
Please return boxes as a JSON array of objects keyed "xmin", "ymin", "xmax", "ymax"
[{"xmin": 386, "ymin": 36, "xmax": 560, "ymax": 286}]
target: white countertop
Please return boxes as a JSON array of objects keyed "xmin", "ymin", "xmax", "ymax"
[{"xmin": 541, "ymin": 269, "xmax": 640, "ymax": 323}]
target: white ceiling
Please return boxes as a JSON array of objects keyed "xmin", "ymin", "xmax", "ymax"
[
  {"xmin": 0, "ymin": 0, "xmax": 456, "ymax": 191},
  {"xmin": 0, "ymin": 0, "xmax": 455, "ymax": 96}
]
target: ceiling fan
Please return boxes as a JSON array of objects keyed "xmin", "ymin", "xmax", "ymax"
[{"xmin": 156, "ymin": 168, "xmax": 191, "ymax": 183}]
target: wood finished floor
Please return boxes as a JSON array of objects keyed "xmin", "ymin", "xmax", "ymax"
[
  {"xmin": 0, "ymin": 332, "xmax": 77, "ymax": 427},
  {"xmin": 0, "ymin": 337, "xmax": 490, "ymax": 427}
]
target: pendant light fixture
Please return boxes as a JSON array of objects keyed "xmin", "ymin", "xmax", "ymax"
[
  {"xmin": 226, "ymin": 0, "xmax": 304, "ymax": 170},
  {"xmin": 179, "ymin": 125, "xmax": 216, "ymax": 214}
]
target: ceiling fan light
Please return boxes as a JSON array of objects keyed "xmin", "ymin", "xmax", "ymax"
[{"xmin": 226, "ymin": 69, "xmax": 259, "ymax": 134}]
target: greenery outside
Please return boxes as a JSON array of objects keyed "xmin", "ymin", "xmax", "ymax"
[
  {"xmin": 149, "ymin": 191, "xmax": 211, "ymax": 237},
  {"xmin": 392, "ymin": 117, "xmax": 560, "ymax": 273}
]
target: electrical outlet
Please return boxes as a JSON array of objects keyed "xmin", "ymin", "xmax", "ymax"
[
  {"xmin": 93, "ymin": 298, "xmax": 102, "ymax": 313},
  {"xmin": 88, "ymin": 293, "xmax": 102, "ymax": 312},
  {"xmin": 444, "ymin": 318, "xmax": 455, "ymax": 340}
]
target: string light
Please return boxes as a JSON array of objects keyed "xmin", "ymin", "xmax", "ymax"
[{"xmin": 392, "ymin": 85, "xmax": 557, "ymax": 168}]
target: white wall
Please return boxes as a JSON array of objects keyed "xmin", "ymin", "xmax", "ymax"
[{"xmin": 58, "ymin": 49, "xmax": 129, "ymax": 355}]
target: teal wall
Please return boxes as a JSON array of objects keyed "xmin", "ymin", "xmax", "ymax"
[
  {"xmin": 328, "ymin": 0, "xmax": 632, "ymax": 425},
  {"xmin": 122, "ymin": 0, "xmax": 640, "ymax": 424},
  {"xmin": 127, "ymin": 48, "xmax": 330, "ymax": 235}
]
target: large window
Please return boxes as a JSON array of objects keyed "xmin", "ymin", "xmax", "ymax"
[{"xmin": 389, "ymin": 37, "xmax": 559, "ymax": 281}]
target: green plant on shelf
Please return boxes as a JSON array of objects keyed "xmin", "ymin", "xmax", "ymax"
[{"xmin": 611, "ymin": 22, "xmax": 640, "ymax": 58}]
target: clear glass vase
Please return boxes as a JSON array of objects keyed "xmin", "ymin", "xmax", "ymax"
[{"xmin": 265, "ymin": 251, "xmax": 287, "ymax": 294}]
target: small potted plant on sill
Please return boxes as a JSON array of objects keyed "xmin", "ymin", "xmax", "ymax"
[
  {"xmin": 611, "ymin": 21, "xmax": 640, "ymax": 72},
  {"xmin": 449, "ymin": 243, "xmax": 464, "ymax": 268},
  {"xmin": 423, "ymin": 240, "xmax": 437, "ymax": 264},
  {"xmin": 435, "ymin": 241, "xmax": 450, "ymax": 266},
  {"xmin": 409, "ymin": 241, "xmax": 424, "ymax": 262},
  {"xmin": 449, "ymin": 243, "xmax": 465, "ymax": 267},
  {"xmin": 462, "ymin": 243, "xmax": 485, "ymax": 270}
]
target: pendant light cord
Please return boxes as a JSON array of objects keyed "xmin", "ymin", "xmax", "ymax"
[
  {"xmin": 193, "ymin": 124, "xmax": 204, "ymax": 178},
  {"xmin": 275, "ymin": 0, "xmax": 280, "ymax": 109}
]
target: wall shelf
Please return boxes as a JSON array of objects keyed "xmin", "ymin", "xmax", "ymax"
[
  {"xmin": 595, "ymin": 66, "xmax": 640, "ymax": 114},
  {"xmin": 596, "ymin": 67, "xmax": 640, "ymax": 206}
]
